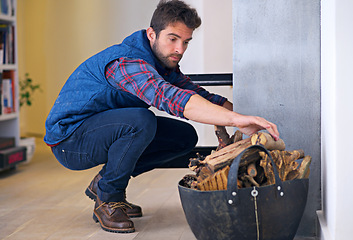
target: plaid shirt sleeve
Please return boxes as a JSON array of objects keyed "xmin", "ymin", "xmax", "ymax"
[
  {"xmin": 173, "ymin": 73, "xmax": 228, "ymax": 106},
  {"xmin": 105, "ymin": 58, "xmax": 196, "ymax": 118}
]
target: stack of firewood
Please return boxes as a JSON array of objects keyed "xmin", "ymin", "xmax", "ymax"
[{"xmin": 181, "ymin": 126, "xmax": 311, "ymax": 191}]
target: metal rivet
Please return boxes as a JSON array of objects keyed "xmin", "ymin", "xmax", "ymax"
[
  {"xmin": 232, "ymin": 192, "xmax": 237, "ymax": 196},
  {"xmin": 251, "ymin": 189, "xmax": 258, "ymax": 197},
  {"xmin": 228, "ymin": 200, "xmax": 233, "ymax": 205},
  {"xmin": 62, "ymin": 149, "xmax": 65, "ymax": 152},
  {"xmin": 277, "ymin": 186, "xmax": 281, "ymax": 191},
  {"xmin": 280, "ymin": 192, "xmax": 284, "ymax": 197}
]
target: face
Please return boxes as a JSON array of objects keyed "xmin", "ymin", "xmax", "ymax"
[{"xmin": 147, "ymin": 22, "xmax": 194, "ymax": 69}]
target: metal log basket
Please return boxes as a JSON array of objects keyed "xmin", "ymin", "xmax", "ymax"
[{"xmin": 178, "ymin": 145, "xmax": 309, "ymax": 240}]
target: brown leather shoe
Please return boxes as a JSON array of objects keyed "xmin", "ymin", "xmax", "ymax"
[
  {"xmin": 93, "ymin": 197, "xmax": 135, "ymax": 233},
  {"xmin": 85, "ymin": 173, "xmax": 143, "ymax": 218}
]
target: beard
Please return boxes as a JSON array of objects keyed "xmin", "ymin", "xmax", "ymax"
[{"xmin": 151, "ymin": 41, "xmax": 182, "ymax": 69}]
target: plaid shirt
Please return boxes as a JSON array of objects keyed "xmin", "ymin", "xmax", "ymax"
[{"xmin": 106, "ymin": 57, "xmax": 227, "ymax": 118}]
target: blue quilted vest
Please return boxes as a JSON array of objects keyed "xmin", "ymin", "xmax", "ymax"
[{"xmin": 44, "ymin": 30, "xmax": 183, "ymax": 145}]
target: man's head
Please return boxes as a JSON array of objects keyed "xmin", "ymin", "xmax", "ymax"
[
  {"xmin": 150, "ymin": 0, "xmax": 201, "ymax": 38},
  {"xmin": 147, "ymin": 0, "xmax": 201, "ymax": 69}
]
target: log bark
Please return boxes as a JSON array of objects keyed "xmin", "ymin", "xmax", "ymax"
[
  {"xmin": 214, "ymin": 126, "xmax": 232, "ymax": 150},
  {"xmin": 231, "ymin": 130, "xmax": 243, "ymax": 143}
]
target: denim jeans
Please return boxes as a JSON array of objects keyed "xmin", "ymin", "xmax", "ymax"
[{"xmin": 51, "ymin": 108, "xmax": 198, "ymax": 202}]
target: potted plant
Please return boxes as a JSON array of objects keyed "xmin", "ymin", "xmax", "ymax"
[
  {"xmin": 19, "ymin": 73, "xmax": 42, "ymax": 163},
  {"xmin": 19, "ymin": 73, "xmax": 41, "ymax": 108}
]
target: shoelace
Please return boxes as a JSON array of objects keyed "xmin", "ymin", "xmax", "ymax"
[
  {"xmin": 96, "ymin": 201, "xmax": 132, "ymax": 211},
  {"xmin": 122, "ymin": 201, "xmax": 134, "ymax": 209}
]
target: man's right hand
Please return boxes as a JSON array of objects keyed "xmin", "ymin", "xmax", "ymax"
[{"xmin": 183, "ymin": 94, "xmax": 279, "ymax": 140}]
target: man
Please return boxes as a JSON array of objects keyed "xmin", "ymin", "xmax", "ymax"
[{"xmin": 44, "ymin": 0, "xmax": 279, "ymax": 234}]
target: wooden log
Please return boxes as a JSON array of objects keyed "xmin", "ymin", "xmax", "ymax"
[
  {"xmin": 254, "ymin": 163, "xmax": 266, "ymax": 185},
  {"xmin": 247, "ymin": 163, "xmax": 257, "ymax": 177},
  {"xmin": 201, "ymin": 138, "xmax": 252, "ymax": 173},
  {"xmin": 215, "ymin": 165, "xmax": 230, "ymax": 190},
  {"xmin": 197, "ymin": 165, "xmax": 230, "ymax": 191},
  {"xmin": 259, "ymin": 149, "xmax": 309, "ymax": 183},
  {"xmin": 279, "ymin": 150, "xmax": 302, "ymax": 181},
  {"xmin": 286, "ymin": 169, "xmax": 299, "ymax": 181},
  {"xmin": 304, "ymin": 169, "xmax": 310, "ymax": 179},
  {"xmin": 294, "ymin": 149, "xmax": 305, "ymax": 159},
  {"xmin": 196, "ymin": 164, "xmax": 214, "ymax": 182},
  {"xmin": 231, "ymin": 130, "xmax": 243, "ymax": 143},
  {"xmin": 239, "ymin": 148, "xmax": 261, "ymax": 168},
  {"xmin": 259, "ymin": 153, "xmax": 276, "ymax": 185},
  {"xmin": 298, "ymin": 155, "xmax": 312, "ymax": 179},
  {"xmin": 251, "ymin": 132, "xmax": 286, "ymax": 150},
  {"xmin": 281, "ymin": 150, "xmax": 304, "ymax": 163},
  {"xmin": 215, "ymin": 126, "xmax": 232, "ymax": 150}
]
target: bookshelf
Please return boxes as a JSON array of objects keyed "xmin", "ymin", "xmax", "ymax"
[{"xmin": 0, "ymin": 0, "xmax": 26, "ymax": 170}]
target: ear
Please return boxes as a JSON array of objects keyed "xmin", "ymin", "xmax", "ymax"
[{"xmin": 146, "ymin": 27, "xmax": 156, "ymax": 42}]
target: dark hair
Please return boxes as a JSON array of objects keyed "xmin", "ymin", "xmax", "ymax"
[{"xmin": 150, "ymin": 0, "xmax": 201, "ymax": 37}]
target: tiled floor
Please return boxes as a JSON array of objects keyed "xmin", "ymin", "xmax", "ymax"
[{"xmin": 0, "ymin": 139, "xmax": 316, "ymax": 240}]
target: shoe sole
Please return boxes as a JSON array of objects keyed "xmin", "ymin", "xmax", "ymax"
[
  {"xmin": 126, "ymin": 212, "xmax": 143, "ymax": 218},
  {"xmin": 85, "ymin": 187, "xmax": 97, "ymax": 201},
  {"xmin": 85, "ymin": 187, "xmax": 143, "ymax": 218},
  {"xmin": 93, "ymin": 212, "xmax": 135, "ymax": 233}
]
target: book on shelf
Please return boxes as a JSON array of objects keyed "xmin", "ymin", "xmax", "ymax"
[
  {"xmin": 1, "ymin": 77, "xmax": 12, "ymax": 114},
  {"xmin": 0, "ymin": 69, "xmax": 15, "ymax": 115},
  {"xmin": 0, "ymin": 23, "xmax": 15, "ymax": 65}
]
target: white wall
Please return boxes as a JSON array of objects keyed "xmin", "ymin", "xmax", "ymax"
[
  {"xmin": 319, "ymin": 0, "xmax": 353, "ymax": 239},
  {"xmin": 18, "ymin": 0, "xmax": 233, "ymax": 145}
]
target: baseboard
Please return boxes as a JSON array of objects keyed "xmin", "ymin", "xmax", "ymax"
[{"xmin": 317, "ymin": 210, "xmax": 330, "ymax": 240}]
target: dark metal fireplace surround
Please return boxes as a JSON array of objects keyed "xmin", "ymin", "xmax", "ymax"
[{"xmin": 160, "ymin": 73, "xmax": 232, "ymax": 168}]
